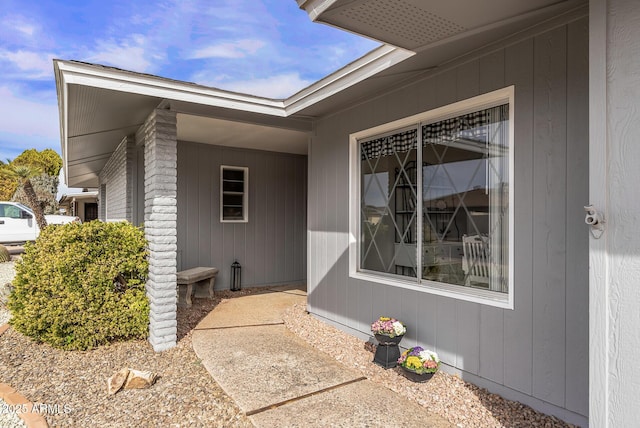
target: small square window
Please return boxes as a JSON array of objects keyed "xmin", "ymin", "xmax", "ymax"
[{"xmin": 221, "ymin": 166, "xmax": 248, "ymax": 223}]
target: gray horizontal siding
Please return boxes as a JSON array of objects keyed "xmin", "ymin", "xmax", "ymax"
[
  {"xmin": 177, "ymin": 142, "xmax": 307, "ymax": 290},
  {"xmin": 307, "ymin": 17, "xmax": 588, "ymax": 425}
]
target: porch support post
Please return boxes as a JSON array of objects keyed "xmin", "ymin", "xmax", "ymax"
[{"xmin": 141, "ymin": 108, "xmax": 178, "ymax": 352}]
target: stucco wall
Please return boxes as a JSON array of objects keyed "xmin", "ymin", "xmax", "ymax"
[{"xmin": 307, "ymin": 15, "xmax": 589, "ymax": 426}]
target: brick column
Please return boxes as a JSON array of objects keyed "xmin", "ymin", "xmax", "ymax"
[{"xmin": 141, "ymin": 109, "xmax": 178, "ymax": 352}]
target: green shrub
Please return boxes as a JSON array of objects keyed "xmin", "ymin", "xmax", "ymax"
[
  {"xmin": 8, "ymin": 221, "xmax": 149, "ymax": 350},
  {"xmin": 0, "ymin": 244, "xmax": 9, "ymax": 263}
]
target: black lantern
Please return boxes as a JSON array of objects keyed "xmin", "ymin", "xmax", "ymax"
[{"xmin": 230, "ymin": 260, "xmax": 242, "ymax": 291}]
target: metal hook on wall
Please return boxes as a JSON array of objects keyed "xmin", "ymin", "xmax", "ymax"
[{"xmin": 584, "ymin": 205, "xmax": 605, "ymax": 239}]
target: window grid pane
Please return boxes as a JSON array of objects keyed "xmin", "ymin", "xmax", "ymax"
[
  {"xmin": 358, "ymin": 103, "xmax": 509, "ymax": 294},
  {"xmin": 360, "ymin": 129, "xmax": 418, "ymax": 278},
  {"xmin": 421, "ymin": 104, "xmax": 508, "ymax": 292}
]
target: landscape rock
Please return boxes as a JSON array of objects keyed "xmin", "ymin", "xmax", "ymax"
[
  {"xmin": 0, "ymin": 282, "xmax": 11, "ymax": 307},
  {"xmin": 107, "ymin": 368, "xmax": 130, "ymax": 395},
  {"xmin": 107, "ymin": 368, "xmax": 158, "ymax": 395},
  {"xmin": 124, "ymin": 369, "xmax": 158, "ymax": 390}
]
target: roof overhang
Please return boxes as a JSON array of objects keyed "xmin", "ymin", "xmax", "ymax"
[
  {"xmin": 55, "ymin": 45, "xmax": 413, "ymax": 187},
  {"xmin": 56, "ymin": 0, "xmax": 586, "ymax": 188},
  {"xmin": 291, "ymin": 0, "xmax": 586, "ymax": 120},
  {"xmin": 58, "ymin": 190, "xmax": 98, "ymax": 204},
  {"xmin": 297, "ymin": 0, "xmax": 586, "ymax": 52}
]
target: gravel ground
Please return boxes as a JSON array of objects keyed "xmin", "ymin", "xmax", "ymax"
[
  {"xmin": 0, "ymin": 260, "xmax": 259, "ymax": 427},
  {"xmin": 283, "ymin": 304, "xmax": 577, "ymax": 428},
  {"xmin": 1, "ymin": 259, "xmax": 26, "ymax": 427},
  {"xmin": 0, "ymin": 259, "xmax": 576, "ymax": 428},
  {"xmin": 0, "ymin": 259, "xmax": 16, "ymax": 325},
  {"xmin": 0, "ymin": 411, "xmax": 26, "ymax": 428}
]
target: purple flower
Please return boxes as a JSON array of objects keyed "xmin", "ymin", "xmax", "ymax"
[
  {"xmin": 409, "ymin": 346, "xmax": 424, "ymax": 356},
  {"xmin": 399, "ymin": 346, "xmax": 441, "ymax": 374}
]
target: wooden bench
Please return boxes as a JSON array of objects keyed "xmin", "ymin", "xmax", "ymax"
[{"xmin": 177, "ymin": 267, "xmax": 219, "ymax": 306}]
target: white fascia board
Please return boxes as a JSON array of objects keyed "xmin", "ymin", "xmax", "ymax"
[
  {"xmin": 284, "ymin": 45, "xmax": 415, "ymax": 115},
  {"xmin": 54, "ymin": 60, "xmax": 70, "ymax": 185},
  {"xmin": 56, "ymin": 45, "xmax": 414, "ymax": 122},
  {"xmin": 296, "ymin": 0, "xmax": 339, "ymax": 21},
  {"xmin": 55, "ymin": 61, "xmax": 288, "ymax": 117},
  {"xmin": 59, "ymin": 191, "xmax": 99, "ymax": 203}
]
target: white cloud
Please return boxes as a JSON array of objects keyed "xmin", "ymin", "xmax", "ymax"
[
  {"xmin": 189, "ymin": 39, "xmax": 266, "ymax": 59},
  {"xmin": 15, "ymin": 23, "xmax": 35, "ymax": 37},
  {"xmin": 0, "ymin": 86, "xmax": 58, "ymax": 139},
  {"xmin": 1, "ymin": 15, "xmax": 38, "ymax": 39},
  {"xmin": 195, "ymin": 72, "xmax": 313, "ymax": 99},
  {"xmin": 323, "ymin": 45, "xmax": 350, "ymax": 69},
  {"xmin": 0, "ymin": 49, "xmax": 56, "ymax": 79},
  {"xmin": 87, "ymin": 34, "xmax": 163, "ymax": 73}
]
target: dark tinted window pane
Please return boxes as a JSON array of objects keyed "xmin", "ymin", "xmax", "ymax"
[
  {"xmin": 223, "ymin": 180, "xmax": 244, "ymax": 192},
  {"xmin": 223, "ymin": 169, "xmax": 244, "ymax": 181},
  {"xmin": 223, "ymin": 206, "xmax": 244, "ymax": 220},
  {"xmin": 223, "ymin": 194, "xmax": 244, "ymax": 206}
]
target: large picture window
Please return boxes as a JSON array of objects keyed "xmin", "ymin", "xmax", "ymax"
[{"xmin": 351, "ymin": 88, "xmax": 513, "ymax": 308}]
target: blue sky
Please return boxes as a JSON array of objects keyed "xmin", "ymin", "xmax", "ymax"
[{"xmin": 0, "ymin": 0, "xmax": 379, "ymax": 170}]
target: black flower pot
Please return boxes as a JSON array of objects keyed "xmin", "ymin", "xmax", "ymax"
[
  {"xmin": 400, "ymin": 367, "xmax": 435, "ymax": 383},
  {"xmin": 374, "ymin": 333, "xmax": 403, "ymax": 346},
  {"xmin": 373, "ymin": 334, "xmax": 404, "ymax": 369}
]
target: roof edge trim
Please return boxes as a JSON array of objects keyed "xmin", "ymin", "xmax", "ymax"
[
  {"xmin": 54, "ymin": 61, "xmax": 288, "ymax": 117},
  {"xmin": 284, "ymin": 45, "xmax": 414, "ymax": 114},
  {"xmin": 54, "ymin": 60, "xmax": 70, "ymax": 186},
  {"xmin": 55, "ymin": 44, "xmax": 414, "ymax": 120},
  {"xmin": 296, "ymin": 0, "xmax": 339, "ymax": 21}
]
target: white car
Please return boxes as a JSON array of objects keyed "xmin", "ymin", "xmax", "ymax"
[{"xmin": 0, "ymin": 201, "xmax": 80, "ymax": 245}]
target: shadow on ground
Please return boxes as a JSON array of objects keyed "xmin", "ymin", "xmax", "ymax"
[{"xmin": 176, "ymin": 287, "xmax": 267, "ymax": 341}]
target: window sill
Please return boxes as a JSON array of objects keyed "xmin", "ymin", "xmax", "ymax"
[{"xmin": 350, "ymin": 270, "xmax": 513, "ymax": 310}]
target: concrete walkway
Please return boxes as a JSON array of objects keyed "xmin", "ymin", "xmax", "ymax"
[{"xmin": 191, "ymin": 285, "xmax": 452, "ymax": 427}]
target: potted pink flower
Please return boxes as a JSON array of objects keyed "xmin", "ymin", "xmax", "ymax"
[
  {"xmin": 371, "ymin": 316, "xmax": 406, "ymax": 343},
  {"xmin": 371, "ymin": 316, "xmax": 406, "ymax": 369}
]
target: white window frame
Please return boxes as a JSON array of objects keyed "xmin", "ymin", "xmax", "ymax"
[
  {"xmin": 348, "ymin": 87, "xmax": 515, "ymax": 309},
  {"xmin": 220, "ymin": 165, "xmax": 249, "ymax": 223}
]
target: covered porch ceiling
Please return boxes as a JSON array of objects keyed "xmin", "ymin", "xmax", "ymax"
[
  {"xmin": 56, "ymin": 62, "xmax": 315, "ymax": 188},
  {"xmin": 177, "ymin": 115, "xmax": 309, "ymax": 156}
]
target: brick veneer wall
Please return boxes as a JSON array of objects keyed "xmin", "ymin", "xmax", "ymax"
[
  {"xmin": 139, "ymin": 109, "xmax": 178, "ymax": 352},
  {"xmin": 98, "ymin": 135, "xmax": 135, "ymax": 222}
]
